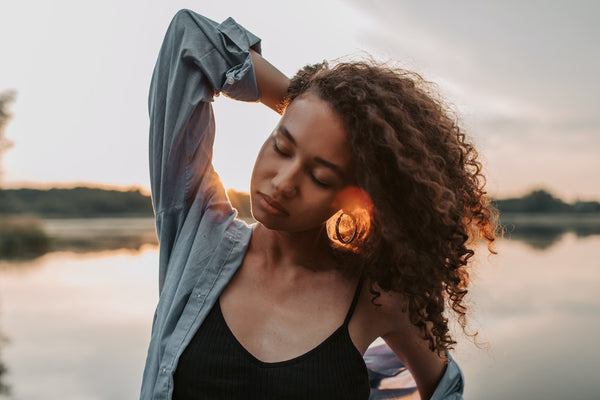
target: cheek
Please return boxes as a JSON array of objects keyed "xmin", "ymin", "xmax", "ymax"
[{"xmin": 301, "ymin": 192, "xmax": 339, "ymax": 220}]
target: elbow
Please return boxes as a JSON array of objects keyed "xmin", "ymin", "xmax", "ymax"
[
  {"xmin": 168, "ymin": 9, "xmax": 194, "ymax": 33},
  {"xmin": 171, "ymin": 9, "xmax": 215, "ymax": 28},
  {"xmin": 172, "ymin": 8, "xmax": 194, "ymax": 21}
]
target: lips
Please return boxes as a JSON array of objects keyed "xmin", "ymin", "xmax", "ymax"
[{"xmin": 257, "ymin": 192, "xmax": 289, "ymax": 216}]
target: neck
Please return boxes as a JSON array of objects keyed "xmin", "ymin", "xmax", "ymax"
[{"xmin": 253, "ymin": 223, "xmax": 335, "ymax": 273}]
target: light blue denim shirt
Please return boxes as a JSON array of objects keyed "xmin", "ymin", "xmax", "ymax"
[{"xmin": 141, "ymin": 9, "xmax": 464, "ymax": 400}]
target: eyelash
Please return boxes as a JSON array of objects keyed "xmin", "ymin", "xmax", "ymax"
[
  {"xmin": 311, "ymin": 176, "xmax": 331, "ymax": 188},
  {"xmin": 272, "ymin": 141, "xmax": 332, "ymax": 189},
  {"xmin": 273, "ymin": 141, "xmax": 290, "ymax": 157}
]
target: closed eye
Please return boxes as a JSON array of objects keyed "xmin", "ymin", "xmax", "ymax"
[
  {"xmin": 273, "ymin": 140, "xmax": 291, "ymax": 158},
  {"xmin": 273, "ymin": 133, "xmax": 337, "ymax": 190},
  {"xmin": 311, "ymin": 175, "xmax": 331, "ymax": 188}
]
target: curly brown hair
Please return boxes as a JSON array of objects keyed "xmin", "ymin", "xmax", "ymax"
[{"xmin": 286, "ymin": 61, "xmax": 497, "ymax": 355}]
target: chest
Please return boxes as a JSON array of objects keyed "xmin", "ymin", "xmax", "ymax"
[
  {"xmin": 219, "ymin": 259, "xmax": 359, "ymax": 363},
  {"xmin": 172, "ymin": 298, "xmax": 370, "ymax": 399}
]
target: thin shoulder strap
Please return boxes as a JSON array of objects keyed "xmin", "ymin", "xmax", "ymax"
[{"xmin": 343, "ymin": 276, "xmax": 364, "ymax": 326}]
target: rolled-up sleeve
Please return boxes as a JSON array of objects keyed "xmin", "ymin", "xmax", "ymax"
[{"xmin": 148, "ymin": 9, "xmax": 261, "ymax": 291}]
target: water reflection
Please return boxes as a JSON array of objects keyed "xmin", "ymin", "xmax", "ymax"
[
  {"xmin": 1, "ymin": 218, "xmax": 158, "ymax": 262},
  {"xmin": 499, "ymin": 213, "xmax": 600, "ymax": 250},
  {"xmin": 0, "ymin": 325, "xmax": 10, "ymax": 396},
  {"xmin": 457, "ymin": 233, "xmax": 600, "ymax": 399},
  {"xmin": 43, "ymin": 217, "xmax": 158, "ymax": 253},
  {"xmin": 0, "ymin": 248, "xmax": 159, "ymax": 399},
  {"xmin": 0, "ymin": 218, "xmax": 599, "ymax": 399},
  {"xmin": 2, "ymin": 215, "xmax": 598, "ymax": 261}
]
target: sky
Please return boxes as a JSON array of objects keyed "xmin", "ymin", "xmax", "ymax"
[{"xmin": 0, "ymin": 0, "xmax": 598, "ymax": 201}]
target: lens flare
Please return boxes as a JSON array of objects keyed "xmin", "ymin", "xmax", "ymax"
[{"xmin": 327, "ymin": 186, "xmax": 374, "ymax": 249}]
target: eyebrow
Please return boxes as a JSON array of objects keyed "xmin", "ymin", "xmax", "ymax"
[
  {"xmin": 279, "ymin": 126, "xmax": 296, "ymax": 145},
  {"xmin": 278, "ymin": 126, "xmax": 346, "ymax": 180}
]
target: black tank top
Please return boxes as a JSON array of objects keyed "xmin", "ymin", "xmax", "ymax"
[{"xmin": 173, "ymin": 279, "xmax": 369, "ymax": 400}]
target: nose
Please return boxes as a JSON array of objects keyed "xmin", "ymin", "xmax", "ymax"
[{"xmin": 272, "ymin": 164, "xmax": 299, "ymax": 198}]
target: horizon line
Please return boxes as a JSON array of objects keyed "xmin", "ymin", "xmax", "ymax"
[{"xmin": 2, "ymin": 180, "xmax": 599, "ymax": 203}]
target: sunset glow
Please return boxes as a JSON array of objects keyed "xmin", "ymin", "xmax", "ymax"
[{"xmin": 0, "ymin": 1, "xmax": 598, "ymax": 201}]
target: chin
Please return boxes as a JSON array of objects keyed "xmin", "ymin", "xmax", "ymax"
[{"xmin": 251, "ymin": 209, "xmax": 283, "ymax": 231}]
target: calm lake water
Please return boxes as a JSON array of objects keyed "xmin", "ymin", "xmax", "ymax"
[{"xmin": 0, "ymin": 218, "xmax": 599, "ymax": 399}]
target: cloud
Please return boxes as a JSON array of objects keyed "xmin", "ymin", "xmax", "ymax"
[
  {"xmin": 344, "ymin": 0, "xmax": 600, "ymax": 199},
  {"xmin": 1, "ymin": 0, "xmax": 598, "ymax": 199}
]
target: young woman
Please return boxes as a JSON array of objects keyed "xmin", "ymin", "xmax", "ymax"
[{"xmin": 140, "ymin": 9, "xmax": 496, "ymax": 400}]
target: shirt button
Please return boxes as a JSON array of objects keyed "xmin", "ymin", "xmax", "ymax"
[{"xmin": 161, "ymin": 367, "xmax": 167, "ymax": 374}]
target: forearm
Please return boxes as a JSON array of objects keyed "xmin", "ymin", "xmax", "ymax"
[{"xmin": 250, "ymin": 49, "xmax": 290, "ymax": 114}]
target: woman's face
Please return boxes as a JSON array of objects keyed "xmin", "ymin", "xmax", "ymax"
[{"xmin": 250, "ymin": 92, "xmax": 353, "ymax": 233}]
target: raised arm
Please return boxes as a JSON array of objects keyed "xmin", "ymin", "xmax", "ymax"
[
  {"xmin": 149, "ymin": 9, "xmax": 262, "ymax": 215},
  {"xmin": 148, "ymin": 9, "xmax": 263, "ymax": 291},
  {"xmin": 249, "ymin": 49, "xmax": 290, "ymax": 114}
]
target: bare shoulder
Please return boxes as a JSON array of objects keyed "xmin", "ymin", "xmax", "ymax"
[
  {"xmin": 360, "ymin": 281, "xmax": 412, "ymax": 335},
  {"xmin": 360, "ymin": 281, "xmax": 447, "ymax": 400}
]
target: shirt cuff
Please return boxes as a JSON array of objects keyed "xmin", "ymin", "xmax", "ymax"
[{"xmin": 216, "ymin": 17, "xmax": 262, "ymax": 102}]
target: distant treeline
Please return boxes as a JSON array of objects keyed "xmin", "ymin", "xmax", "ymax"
[
  {"xmin": 1, "ymin": 187, "xmax": 599, "ymax": 218},
  {"xmin": 493, "ymin": 189, "xmax": 600, "ymax": 213},
  {"xmin": 0, "ymin": 187, "xmax": 154, "ymax": 217},
  {"xmin": 0, "ymin": 187, "xmax": 252, "ymax": 219}
]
